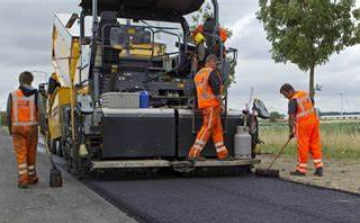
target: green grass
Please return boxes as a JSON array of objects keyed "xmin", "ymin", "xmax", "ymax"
[{"xmin": 259, "ymin": 120, "xmax": 360, "ymax": 159}]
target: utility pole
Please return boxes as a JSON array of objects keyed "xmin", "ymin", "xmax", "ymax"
[{"xmin": 339, "ymin": 91, "xmax": 344, "ymax": 119}]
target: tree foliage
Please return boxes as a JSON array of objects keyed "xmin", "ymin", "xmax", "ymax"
[
  {"xmin": 190, "ymin": 3, "xmax": 233, "ymax": 38},
  {"xmin": 269, "ymin": 111, "xmax": 285, "ymax": 122},
  {"xmin": 257, "ymin": 0, "xmax": 360, "ymax": 98},
  {"xmin": 191, "ymin": 3, "xmax": 213, "ymax": 30}
]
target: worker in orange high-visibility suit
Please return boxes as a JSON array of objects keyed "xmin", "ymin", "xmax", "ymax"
[
  {"xmin": 188, "ymin": 54, "xmax": 229, "ymax": 161},
  {"xmin": 6, "ymin": 71, "xmax": 44, "ymax": 189},
  {"xmin": 280, "ymin": 83, "xmax": 324, "ymax": 177},
  {"xmin": 192, "ymin": 17, "xmax": 228, "ymax": 58}
]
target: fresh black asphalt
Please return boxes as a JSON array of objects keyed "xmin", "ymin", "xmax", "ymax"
[
  {"xmin": 40, "ymin": 136, "xmax": 360, "ymax": 223},
  {"xmin": 85, "ymin": 176, "xmax": 360, "ymax": 223}
]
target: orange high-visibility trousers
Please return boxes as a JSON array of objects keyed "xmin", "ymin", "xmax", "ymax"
[
  {"xmin": 296, "ymin": 120, "xmax": 323, "ymax": 173},
  {"xmin": 11, "ymin": 126, "xmax": 38, "ymax": 184},
  {"xmin": 188, "ymin": 106, "xmax": 229, "ymax": 159}
]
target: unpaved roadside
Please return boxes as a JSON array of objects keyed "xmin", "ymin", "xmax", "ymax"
[
  {"xmin": 0, "ymin": 128, "xmax": 137, "ymax": 223},
  {"xmin": 256, "ymin": 154, "xmax": 360, "ymax": 195}
]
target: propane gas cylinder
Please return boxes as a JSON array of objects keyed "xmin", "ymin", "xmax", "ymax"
[{"xmin": 234, "ymin": 126, "xmax": 252, "ymax": 159}]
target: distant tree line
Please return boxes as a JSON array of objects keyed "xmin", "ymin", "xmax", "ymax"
[
  {"xmin": 319, "ymin": 111, "xmax": 360, "ymax": 116},
  {"xmin": 269, "ymin": 111, "xmax": 286, "ymax": 122}
]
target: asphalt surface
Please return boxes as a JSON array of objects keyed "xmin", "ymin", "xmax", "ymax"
[{"xmin": 86, "ymin": 176, "xmax": 360, "ymax": 223}]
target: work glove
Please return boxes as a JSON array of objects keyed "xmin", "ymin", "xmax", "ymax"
[
  {"xmin": 220, "ymin": 105, "xmax": 225, "ymax": 113},
  {"xmin": 289, "ymin": 132, "xmax": 295, "ymax": 140}
]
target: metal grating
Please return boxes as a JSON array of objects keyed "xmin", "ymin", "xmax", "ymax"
[{"xmin": 91, "ymin": 160, "xmax": 171, "ymax": 170}]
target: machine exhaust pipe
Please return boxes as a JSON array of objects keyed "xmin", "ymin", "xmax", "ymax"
[{"xmin": 91, "ymin": 0, "xmax": 100, "ymax": 104}]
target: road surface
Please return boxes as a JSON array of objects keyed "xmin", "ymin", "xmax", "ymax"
[{"xmin": 84, "ymin": 174, "xmax": 360, "ymax": 223}]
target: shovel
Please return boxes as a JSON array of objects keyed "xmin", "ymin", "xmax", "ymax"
[{"xmin": 42, "ymin": 134, "xmax": 63, "ymax": 188}]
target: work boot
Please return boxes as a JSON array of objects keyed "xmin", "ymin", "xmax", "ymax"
[
  {"xmin": 290, "ymin": 170, "xmax": 306, "ymax": 177},
  {"xmin": 314, "ymin": 167, "xmax": 324, "ymax": 177},
  {"xmin": 18, "ymin": 183, "xmax": 28, "ymax": 189},
  {"xmin": 28, "ymin": 177, "xmax": 39, "ymax": 185}
]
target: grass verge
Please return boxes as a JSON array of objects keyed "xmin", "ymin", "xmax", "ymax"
[{"xmin": 259, "ymin": 120, "xmax": 360, "ymax": 159}]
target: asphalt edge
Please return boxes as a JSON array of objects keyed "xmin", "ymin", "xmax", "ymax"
[
  {"xmin": 83, "ymin": 180, "xmax": 158, "ymax": 223},
  {"xmin": 279, "ymin": 177, "xmax": 360, "ymax": 197}
]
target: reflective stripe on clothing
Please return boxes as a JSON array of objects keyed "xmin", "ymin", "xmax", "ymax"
[
  {"xmin": 215, "ymin": 141, "xmax": 226, "ymax": 153},
  {"xmin": 313, "ymin": 159, "xmax": 324, "ymax": 168},
  {"xmin": 28, "ymin": 165, "xmax": 36, "ymax": 176},
  {"xmin": 297, "ymin": 163, "xmax": 307, "ymax": 173},
  {"xmin": 199, "ymin": 107, "xmax": 214, "ymax": 143},
  {"xmin": 292, "ymin": 90, "xmax": 323, "ymax": 172},
  {"xmin": 18, "ymin": 162, "xmax": 28, "ymax": 176},
  {"xmin": 216, "ymin": 146, "xmax": 227, "ymax": 153},
  {"xmin": 188, "ymin": 107, "xmax": 228, "ymax": 159},
  {"xmin": 295, "ymin": 118, "xmax": 323, "ymax": 173},
  {"xmin": 194, "ymin": 67, "xmax": 222, "ymax": 109},
  {"xmin": 12, "ymin": 125, "xmax": 38, "ymax": 184},
  {"xmin": 11, "ymin": 90, "xmax": 38, "ymax": 127},
  {"xmin": 18, "ymin": 163, "xmax": 27, "ymax": 169},
  {"xmin": 196, "ymin": 140, "xmax": 205, "ymax": 146},
  {"xmin": 292, "ymin": 91, "xmax": 316, "ymax": 121},
  {"xmin": 19, "ymin": 170, "xmax": 27, "ymax": 175}
]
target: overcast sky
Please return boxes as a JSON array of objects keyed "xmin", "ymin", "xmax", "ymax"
[{"xmin": 0, "ymin": 0, "xmax": 359, "ymax": 113}]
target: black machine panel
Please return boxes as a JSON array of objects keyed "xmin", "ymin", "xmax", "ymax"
[
  {"xmin": 177, "ymin": 109, "xmax": 244, "ymax": 158},
  {"xmin": 101, "ymin": 109, "xmax": 176, "ymax": 158},
  {"xmin": 80, "ymin": 0, "xmax": 205, "ymax": 21}
]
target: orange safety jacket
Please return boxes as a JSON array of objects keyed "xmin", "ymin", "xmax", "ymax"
[
  {"xmin": 291, "ymin": 91, "xmax": 317, "ymax": 125},
  {"xmin": 194, "ymin": 67, "xmax": 222, "ymax": 109},
  {"xmin": 11, "ymin": 90, "xmax": 38, "ymax": 127}
]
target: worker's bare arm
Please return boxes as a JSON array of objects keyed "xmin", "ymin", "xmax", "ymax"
[
  {"xmin": 216, "ymin": 95, "xmax": 224, "ymax": 111},
  {"xmin": 288, "ymin": 114, "xmax": 296, "ymax": 139}
]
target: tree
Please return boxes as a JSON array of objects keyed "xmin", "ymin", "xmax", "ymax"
[
  {"xmin": 257, "ymin": 0, "xmax": 360, "ymax": 99},
  {"xmin": 269, "ymin": 111, "xmax": 285, "ymax": 122},
  {"xmin": 191, "ymin": 3, "xmax": 213, "ymax": 30}
]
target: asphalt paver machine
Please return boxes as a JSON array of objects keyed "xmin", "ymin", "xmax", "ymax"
[{"xmin": 44, "ymin": 0, "xmax": 267, "ymax": 176}]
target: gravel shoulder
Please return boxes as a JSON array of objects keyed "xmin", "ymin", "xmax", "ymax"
[
  {"xmin": 0, "ymin": 128, "xmax": 137, "ymax": 223},
  {"xmin": 256, "ymin": 154, "xmax": 360, "ymax": 194}
]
